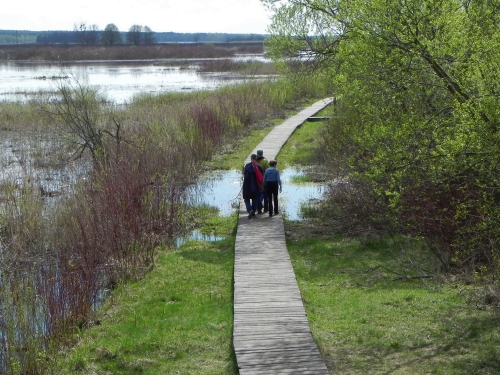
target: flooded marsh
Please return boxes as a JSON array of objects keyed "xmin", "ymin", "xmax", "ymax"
[
  {"xmin": 0, "ymin": 55, "xmax": 275, "ymax": 103},
  {"xmin": 0, "ymin": 51, "xmax": 327, "ymax": 373}
]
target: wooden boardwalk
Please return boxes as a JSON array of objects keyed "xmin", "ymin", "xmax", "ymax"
[{"xmin": 234, "ymin": 98, "xmax": 334, "ymax": 374}]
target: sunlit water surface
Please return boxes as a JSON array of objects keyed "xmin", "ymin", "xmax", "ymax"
[
  {"xmin": 0, "ymin": 55, "xmax": 272, "ymax": 103},
  {"xmin": 187, "ymin": 168, "xmax": 324, "ymax": 221},
  {"xmin": 1, "ymin": 56, "xmax": 320, "ymax": 241},
  {"xmin": 177, "ymin": 168, "xmax": 324, "ymax": 245}
]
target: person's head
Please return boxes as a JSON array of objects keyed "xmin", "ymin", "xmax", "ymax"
[
  {"xmin": 250, "ymin": 154, "xmax": 257, "ymax": 161},
  {"xmin": 257, "ymin": 150, "xmax": 264, "ymax": 157},
  {"xmin": 257, "ymin": 155, "xmax": 265, "ymax": 163},
  {"xmin": 269, "ymin": 160, "xmax": 277, "ymax": 167}
]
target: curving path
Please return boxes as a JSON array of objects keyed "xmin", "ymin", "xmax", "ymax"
[{"xmin": 233, "ymin": 98, "xmax": 334, "ymax": 374}]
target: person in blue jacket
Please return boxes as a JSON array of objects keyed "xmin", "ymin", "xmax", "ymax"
[{"xmin": 263, "ymin": 160, "xmax": 282, "ymax": 217}]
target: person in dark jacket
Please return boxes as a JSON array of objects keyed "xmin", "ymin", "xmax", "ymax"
[
  {"xmin": 243, "ymin": 154, "xmax": 264, "ymax": 219},
  {"xmin": 256, "ymin": 150, "xmax": 269, "ymax": 213}
]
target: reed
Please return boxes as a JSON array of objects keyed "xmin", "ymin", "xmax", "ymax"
[
  {"xmin": 0, "ymin": 43, "xmax": 264, "ymax": 62},
  {"xmin": 0, "ymin": 101, "xmax": 51, "ymax": 132},
  {"xmin": 197, "ymin": 59, "xmax": 278, "ymax": 75},
  {"xmin": 0, "ymin": 76, "xmax": 331, "ymax": 373}
]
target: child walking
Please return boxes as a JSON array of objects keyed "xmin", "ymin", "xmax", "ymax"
[{"xmin": 263, "ymin": 160, "xmax": 282, "ymax": 217}]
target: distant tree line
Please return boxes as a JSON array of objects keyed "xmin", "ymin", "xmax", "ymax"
[
  {"xmin": 156, "ymin": 32, "xmax": 266, "ymax": 43},
  {"xmin": 0, "ymin": 27, "xmax": 266, "ymax": 45},
  {"xmin": 39, "ymin": 22, "xmax": 156, "ymax": 45},
  {"xmin": 0, "ymin": 30, "xmax": 39, "ymax": 44}
]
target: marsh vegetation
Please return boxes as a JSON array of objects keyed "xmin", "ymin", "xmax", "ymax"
[
  {"xmin": 0, "ymin": 43, "xmax": 264, "ymax": 62},
  {"xmin": 57, "ymin": 98, "xmax": 500, "ymax": 375},
  {"xmin": 0, "ymin": 60, "xmax": 329, "ymax": 372}
]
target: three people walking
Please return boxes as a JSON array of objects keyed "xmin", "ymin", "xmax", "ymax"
[{"xmin": 243, "ymin": 150, "xmax": 282, "ymax": 219}]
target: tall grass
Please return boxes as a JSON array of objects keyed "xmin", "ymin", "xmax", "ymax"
[
  {"xmin": 0, "ymin": 76, "xmax": 332, "ymax": 374},
  {"xmin": 0, "ymin": 43, "xmax": 264, "ymax": 62},
  {"xmin": 197, "ymin": 59, "xmax": 278, "ymax": 75},
  {"xmin": 0, "ymin": 101, "xmax": 49, "ymax": 132}
]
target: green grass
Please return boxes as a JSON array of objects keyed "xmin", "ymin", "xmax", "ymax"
[
  {"xmin": 208, "ymin": 124, "xmax": 275, "ymax": 170},
  {"xmin": 279, "ymin": 107, "xmax": 334, "ymax": 168},
  {"xmin": 57, "ymin": 95, "xmax": 500, "ymax": 375},
  {"xmin": 285, "ymin": 225, "xmax": 500, "ymax": 375},
  {"xmin": 187, "ymin": 205, "xmax": 238, "ymax": 238},
  {"xmin": 60, "ymin": 238, "xmax": 238, "ymax": 375}
]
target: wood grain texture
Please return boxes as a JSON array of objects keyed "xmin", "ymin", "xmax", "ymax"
[{"xmin": 234, "ymin": 98, "xmax": 334, "ymax": 374}]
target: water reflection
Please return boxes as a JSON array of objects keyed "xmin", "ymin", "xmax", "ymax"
[
  {"xmin": 186, "ymin": 170, "xmax": 242, "ymax": 217},
  {"xmin": 187, "ymin": 167, "xmax": 324, "ymax": 222},
  {"xmin": 0, "ymin": 133, "xmax": 89, "ymax": 202},
  {"xmin": 0, "ymin": 56, "xmax": 272, "ymax": 104},
  {"xmin": 175, "ymin": 229, "xmax": 226, "ymax": 248},
  {"xmin": 280, "ymin": 168, "xmax": 324, "ymax": 221}
]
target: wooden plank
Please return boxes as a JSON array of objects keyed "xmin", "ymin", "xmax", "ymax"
[{"xmin": 233, "ymin": 98, "xmax": 333, "ymax": 374}]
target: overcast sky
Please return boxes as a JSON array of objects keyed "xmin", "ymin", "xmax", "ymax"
[{"xmin": 1, "ymin": 0, "xmax": 272, "ymax": 34}]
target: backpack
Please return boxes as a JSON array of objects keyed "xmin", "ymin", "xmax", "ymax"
[{"xmin": 253, "ymin": 162, "xmax": 264, "ymax": 189}]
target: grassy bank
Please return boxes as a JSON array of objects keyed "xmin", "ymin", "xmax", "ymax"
[
  {"xmin": 278, "ymin": 103, "xmax": 335, "ymax": 170},
  {"xmin": 61, "ymin": 230, "xmax": 238, "ymax": 375},
  {"xmin": 0, "ymin": 75, "xmax": 332, "ymax": 374},
  {"xmin": 286, "ymin": 229, "xmax": 500, "ymax": 374},
  {"xmin": 55, "ymin": 96, "xmax": 500, "ymax": 375},
  {"xmin": 279, "ymin": 112, "xmax": 500, "ymax": 374}
]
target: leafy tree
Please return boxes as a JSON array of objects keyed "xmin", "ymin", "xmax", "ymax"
[
  {"xmin": 263, "ymin": 0, "xmax": 500, "ymax": 270},
  {"xmin": 100, "ymin": 23, "xmax": 122, "ymax": 45}
]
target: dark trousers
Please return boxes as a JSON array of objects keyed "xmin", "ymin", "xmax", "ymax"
[
  {"xmin": 265, "ymin": 182, "xmax": 279, "ymax": 214},
  {"xmin": 259, "ymin": 192, "xmax": 268, "ymax": 212},
  {"xmin": 244, "ymin": 192, "xmax": 260, "ymax": 213}
]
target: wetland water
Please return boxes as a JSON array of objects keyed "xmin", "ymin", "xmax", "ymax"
[
  {"xmin": 177, "ymin": 168, "xmax": 324, "ymax": 246},
  {"xmin": 0, "ymin": 55, "xmax": 271, "ymax": 103},
  {"xmin": 0, "ymin": 54, "xmax": 326, "ymax": 370},
  {"xmin": 188, "ymin": 168, "xmax": 324, "ymax": 221},
  {"xmin": 1, "ymin": 54, "xmax": 322, "ymax": 222}
]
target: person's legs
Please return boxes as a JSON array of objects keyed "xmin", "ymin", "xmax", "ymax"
[
  {"xmin": 263, "ymin": 192, "xmax": 269, "ymax": 213},
  {"xmin": 258, "ymin": 192, "xmax": 264, "ymax": 214},
  {"xmin": 244, "ymin": 199, "xmax": 252, "ymax": 213},
  {"xmin": 266, "ymin": 184, "xmax": 274, "ymax": 216},
  {"xmin": 251, "ymin": 192, "xmax": 259, "ymax": 213},
  {"xmin": 271, "ymin": 183, "xmax": 279, "ymax": 214}
]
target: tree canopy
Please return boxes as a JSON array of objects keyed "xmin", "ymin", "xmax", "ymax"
[
  {"xmin": 100, "ymin": 23, "xmax": 122, "ymax": 45},
  {"xmin": 263, "ymin": 0, "xmax": 500, "ymax": 270},
  {"xmin": 126, "ymin": 25, "xmax": 156, "ymax": 45}
]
